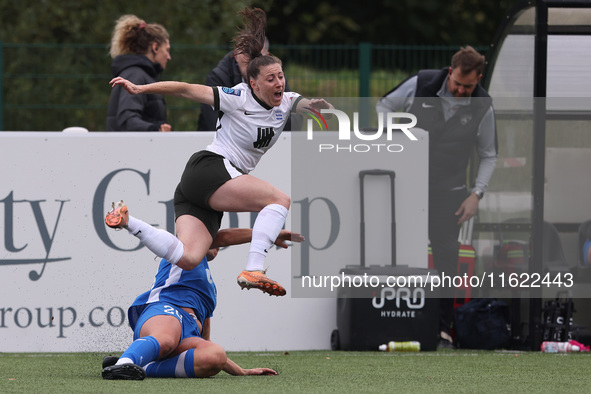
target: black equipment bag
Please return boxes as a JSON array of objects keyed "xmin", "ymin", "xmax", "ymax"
[{"xmin": 454, "ymin": 298, "xmax": 511, "ymax": 349}]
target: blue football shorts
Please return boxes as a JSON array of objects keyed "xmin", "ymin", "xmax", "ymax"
[{"xmin": 131, "ymin": 302, "xmax": 202, "ymax": 342}]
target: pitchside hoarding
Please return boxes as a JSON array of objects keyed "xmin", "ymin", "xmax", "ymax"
[{"xmin": 0, "ymin": 130, "xmax": 428, "ymax": 352}]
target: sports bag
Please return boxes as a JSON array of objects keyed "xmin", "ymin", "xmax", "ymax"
[{"xmin": 454, "ymin": 298, "xmax": 511, "ymax": 349}]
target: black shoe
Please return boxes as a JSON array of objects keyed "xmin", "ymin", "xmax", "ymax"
[
  {"xmin": 102, "ymin": 356, "xmax": 119, "ymax": 369},
  {"xmin": 438, "ymin": 330, "xmax": 456, "ymax": 349},
  {"xmin": 438, "ymin": 338, "xmax": 456, "ymax": 349},
  {"xmin": 102, "ymin": 363, "xmax": 146, "ymax": 380}
]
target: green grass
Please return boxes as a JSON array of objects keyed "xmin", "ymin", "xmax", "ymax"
[{"xmin": 1, "ymin": 350, "xmax": 590, "ymax": 393}]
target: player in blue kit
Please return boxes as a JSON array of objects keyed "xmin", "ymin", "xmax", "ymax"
[
  {"xmin": 106, "ymin": 7, "xmax": 332, "ymax": 297},
  {"xmin": 102, "ymin": 227, "xmax": 303, "ymax": 380}
]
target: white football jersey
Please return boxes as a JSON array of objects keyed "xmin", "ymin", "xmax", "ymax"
[{"xmin": 205, "ymin": 83, "xmax": 301, "ymax": 173}]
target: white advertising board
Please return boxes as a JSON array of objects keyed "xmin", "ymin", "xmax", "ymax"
[{"xmin": 0, "ymin": 131, "xmax": 427, "ymax": 352}]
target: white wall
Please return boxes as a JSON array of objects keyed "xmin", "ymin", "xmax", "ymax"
[{"xmin": 0, "ymin": 131, "xmax": 428, "ymax": 352}]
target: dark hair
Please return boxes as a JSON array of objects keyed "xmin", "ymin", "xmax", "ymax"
[
  {"xmin": 233, "ymin": 7, "xmax": 282, "ymax": 82},
  {"xmin": 451, "ymin": 45, "xmax": 485, "ymax": 76}
]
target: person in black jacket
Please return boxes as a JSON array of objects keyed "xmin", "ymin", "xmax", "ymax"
[
  {"xmin": 106, "ymin": 14, "xmax": 172, "ymax": 132},
  {"xmin": 197, "ymin": 38, "xmax": 300, "ymax": 131},
  {"xmin": 377, "ymin": 46, "xmax": 497, "ymax": 348}
]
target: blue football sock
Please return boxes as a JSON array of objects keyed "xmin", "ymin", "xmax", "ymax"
[
  {"xmin": 144, "ymin": 349, "xmax": 195, "ymax": 378},
  {"xmin": 117, "ymin": 335, "xmax": 161, "ymax": 367}
]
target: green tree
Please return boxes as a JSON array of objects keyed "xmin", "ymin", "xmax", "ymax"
[
  {"xmin": 1, "ymin": 0, "xmax": 523, "ymax": 45},
  {"xmin": 0, "ymin": 0, "xmax": 523, "ymax": 131},
  {"xmin": 262, "ymin": 0, "xmax": 522, "ymax": 45},
  {"xmin": 0, "ymin": 0, "xmax": 259, "ymax": 44},
  {"xmin": 0, "ymin": 0, "xmax": 264, "ymax": 131}
]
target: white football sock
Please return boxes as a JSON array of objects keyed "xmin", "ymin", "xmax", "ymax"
[
  {"xmin": 126, "ymin": 216, "xmax": 184, "ymax": 265},
  {"xmin": 245, "ymin": 204, "xmax": 288, "ymax": 271}
]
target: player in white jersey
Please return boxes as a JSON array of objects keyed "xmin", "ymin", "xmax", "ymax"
[
  {"xmin": 102, "ymin": 228, "xmax": 303, "ymax": 380},
  {"xmin": 207, "ymin": 83, "xmax": 301, "ymax": 173},
  {"xmin": 106, "ymin": 7, "xmax": 333, "ymax": 296}
]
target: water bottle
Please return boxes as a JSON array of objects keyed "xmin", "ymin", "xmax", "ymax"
[
  {"xmin": 378, "ymin": 341, "xmax": 421, "ymax": 352},
  {"xmin": 540, "ymin": 341, "xmax": 580, "ymax": 353}
]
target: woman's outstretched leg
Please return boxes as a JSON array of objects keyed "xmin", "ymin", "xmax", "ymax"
[
  {"xmin": 236, "ymin": 203, "xmax": 289, "ymax": 296},
  {"xmin": 105, "ymin": 201, "xmax": 211, "ymax": 270},
  {"xmin": 105, "ymin": 200, "xmax": 184, "ymax": 264},
  {"xmin": 209, "ymin": 175, "xmax": 291, "ymax": 296}
]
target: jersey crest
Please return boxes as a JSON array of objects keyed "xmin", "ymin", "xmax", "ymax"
[{"xmin": 221, "ymin": 87, "xmax": 241, "ymax": 96}]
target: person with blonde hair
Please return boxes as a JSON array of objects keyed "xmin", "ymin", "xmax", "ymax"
[
  {"xmin": 106, "ymin": 14, "xmax": 172, "ymax": 132},
  {"xmin": 105, "ymin": 7, "xmax": 332, "ymax": 297}
]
